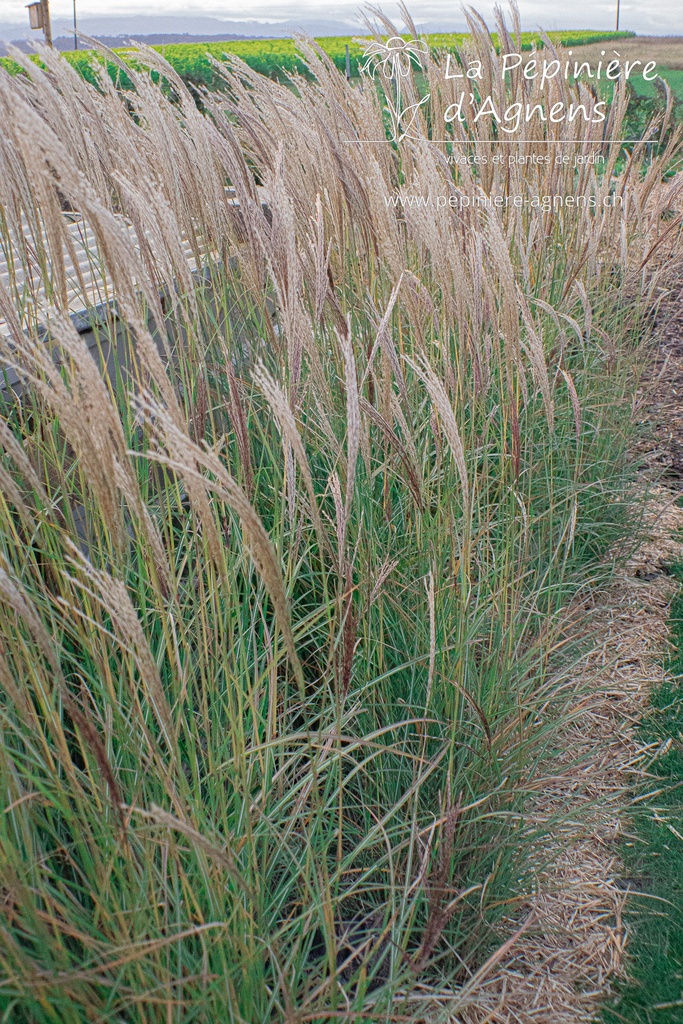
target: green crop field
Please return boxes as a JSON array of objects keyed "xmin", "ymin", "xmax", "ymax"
[
  {"xmin": 5, "ymin": 27, "xmax": 680, "ymax": 140},
  {"xmin": 0, "ymin": 30, "xmax": 636, "ymax": 88}
]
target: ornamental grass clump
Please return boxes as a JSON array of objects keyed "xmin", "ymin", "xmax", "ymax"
[{"xmin": 0, "ymin": 4, "xmax": 681, "ymax": 1021}]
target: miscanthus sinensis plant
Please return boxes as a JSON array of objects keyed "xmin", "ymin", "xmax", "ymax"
[{"xmin": 0, "ymin": 4, "xmax": 681, "ymax": 1021}]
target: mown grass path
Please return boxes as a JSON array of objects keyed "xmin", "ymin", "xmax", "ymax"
[{"xmin": 601, "ymin": 284, "xmax": 683, "ymax": 1024}]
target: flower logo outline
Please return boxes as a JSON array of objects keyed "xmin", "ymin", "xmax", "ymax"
[{"xmin": 357, "ymin": 35, "xmax": 431, "ymax": 142}]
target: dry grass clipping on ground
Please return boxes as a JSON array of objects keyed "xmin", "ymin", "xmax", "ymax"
[
  {"xmin": 454, "ymin": 284, "xmax": 683, "ymax": 1022},
  {"xmin": 560, "ymin": 37, "xmax": 683, "ymax": 73},
  {"xmin": 453, "ymin": 483, "xmax": 683, "ymax": 1023}
]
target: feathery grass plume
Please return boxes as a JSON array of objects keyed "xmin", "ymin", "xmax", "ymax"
[
  {"xmin": 136, "ymin": 393, "xmax": 305, "ymax": 691},
  {"xmin": 225, "ymin": 360, "xmax": 255, "ymax": 498},
  {"xmin": 253, "ymin": 361, "xmax": 326, "ymax": 550},
  {"xmin": 0, "ymin": 558, "xmax": 124, "ymax": 821},
  {"xmin": 65, "ymin": 546, "xmax": 177, "ymax": 754},
  {"xmin": 407, "ymin": 354, "xmax": 470, "ymax": 512},
  {"xmin": 516, "ymin": 287, "xmax": 554, "ymax": 432},
  {"xmin": 261, "ymin": 148, "xmax": 308, "ymax": 390},
  {"xmin": 1, "ymin": 308, "xmax": 170, "ymax": 593},
  {"xmin": 363, "ymin": 274, "xmax": 407, "ymax": 401},
  {"xmin": 559, "ymin": 367, "xmax": 582, "ymax": 440},
  {"xmin": 1, "ymin": 314, "xmax": 128, "ymax": 548},
  {"xmin": 0, "ymin": 401, "xmax": 51, "ymax": 545},
  {"xmin": 360, "ymin": 395, "xmax": 423, "ymax": 509},
  {"xmin": 338, "ymin": 324, "xmax": 360, "ymax": 564},
  {"xmin": 125, "ymin": 804, "xmax": 253, "ymax": 896},
  {"xmin": 305, "ymin": 194, "xmax": 332, "ymax": 325}
]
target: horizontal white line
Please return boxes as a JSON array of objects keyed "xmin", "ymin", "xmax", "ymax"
[{"xmin": 342, "ymin": 138, "xmax": 655, "ymax": 144}]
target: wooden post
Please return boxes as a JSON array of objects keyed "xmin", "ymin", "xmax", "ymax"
[
  {"xmin": 345, "ymin": 43, "xmax": 351, "ymax": 81},
  {"xmin": 41, "ymin": 0, "xmax": 52, "ymax": 46}
]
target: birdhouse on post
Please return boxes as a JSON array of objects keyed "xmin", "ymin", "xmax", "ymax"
[
  {"xmin": 27, "ymin": 3, "xmax": 44, "ymax": 30},
  {"xmin": 27, "ymin": 1, "xmax": 52, "ymax": 46}
]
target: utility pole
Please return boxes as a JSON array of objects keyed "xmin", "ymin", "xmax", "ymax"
[
  {"xmin": 615, "ymin": 0, "xmax": 620, "ymax": 32},
  {"xmin": 73, "ymin": 0, "xmax": 78, "ymax": 49}
]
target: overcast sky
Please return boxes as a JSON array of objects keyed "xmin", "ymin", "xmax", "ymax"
[{"xmin": 1, "ymin": 0, "xmax": 681, "ymax": 35}]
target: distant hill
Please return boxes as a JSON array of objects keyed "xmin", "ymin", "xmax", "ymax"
[
  {"xmin": 1, "ymin": 33, "xmax": 264, "ymax": 56},
  {"xmin": 0, "ymin": 15, "xmax": 366, "ymax": 45}
]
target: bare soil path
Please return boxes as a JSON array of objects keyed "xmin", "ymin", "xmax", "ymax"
[{"xmin": 567, "ymin": 37, "xmax": 683, "ymax": 72}]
